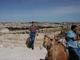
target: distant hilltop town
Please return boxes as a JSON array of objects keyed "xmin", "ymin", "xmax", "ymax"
[
  {"xmin": 0, "ymin": 22, "xmax": 80, "ymax": 34},
  {"xmin": 0, "ymin": 22, "xmax": 80, "ymax": 28}
]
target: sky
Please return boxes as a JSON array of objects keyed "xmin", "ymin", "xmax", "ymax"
[{"xmin": 0, "ymin": 0, "xmax": 80, "ymax": 22}]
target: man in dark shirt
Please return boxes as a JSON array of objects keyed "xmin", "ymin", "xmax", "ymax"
[{"xmin": 29, "ymin": 21, "xmax": 39, "ymax": 50}]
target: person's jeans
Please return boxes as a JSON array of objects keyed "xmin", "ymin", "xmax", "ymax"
[
  {"xmin": 68, "ymin": 47, "xmax": 80, "ymax": 60},
  {"xmin": 76, "ymin": 48, "xmax": 80, "ymax": 59},
  {"xmin": 30, "ymin": 32, "xmax": 36, "ymax": 48}
]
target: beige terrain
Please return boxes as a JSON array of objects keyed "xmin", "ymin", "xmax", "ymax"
[{"xmin": 0, "ymin": 22, "xmax": 79, "ymax": 60}]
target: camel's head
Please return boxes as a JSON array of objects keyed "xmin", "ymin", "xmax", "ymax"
[{"xmin": 43, "ymin": 35, "xmax": 54, "ymax": 50}]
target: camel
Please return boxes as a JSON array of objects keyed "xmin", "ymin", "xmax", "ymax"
[{"xmin": 43, "ymin": 35, "xmax": 68, "ymax": 60}]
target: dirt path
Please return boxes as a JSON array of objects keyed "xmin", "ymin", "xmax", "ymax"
[{"xmin": 0, "ymin": 47, "xmax": 47, "ymax": 60}]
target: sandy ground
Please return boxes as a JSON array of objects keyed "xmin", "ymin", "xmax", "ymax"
[{"xmin": 0, "ymin": 47, "xmax": 47, "ymax": 60}]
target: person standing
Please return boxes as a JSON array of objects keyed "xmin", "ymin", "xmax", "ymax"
[
  {"xmin": 66, "ymin": 25, "xmax": 80, "ymax": 60},
  {"xmin": 76, "ymin": 25, "xmax": 80, "ymax": 59},
  {"xmin": 29, "ymin": 21, "xmax": 39, "ymax": 50}
]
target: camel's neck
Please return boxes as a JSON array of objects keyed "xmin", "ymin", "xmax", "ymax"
[{"xmin": 47, "ymin": 45, "xmax": 56, "ymax": 60}]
